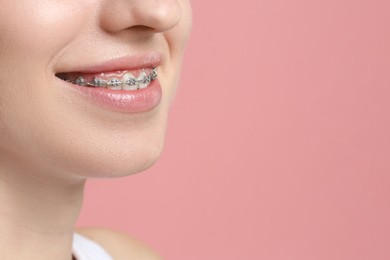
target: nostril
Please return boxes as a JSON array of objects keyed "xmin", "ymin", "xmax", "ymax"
[{"xmin": 128, "ymin": 25, "xmax": 155, "ymax": 33}]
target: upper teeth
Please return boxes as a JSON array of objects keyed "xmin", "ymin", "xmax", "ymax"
[{"xmin": 68, "ymin": 68, "xmax": 158, "ymax": 90}]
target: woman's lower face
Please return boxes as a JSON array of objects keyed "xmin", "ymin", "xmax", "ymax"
[{"xmin": 0, "ymin": 0, "xmax": 191, "ymax": 180}]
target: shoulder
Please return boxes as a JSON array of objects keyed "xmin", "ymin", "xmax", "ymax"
[{"xmin": 76, "ymin": 227, "xmax": 162, "ymax": 260}]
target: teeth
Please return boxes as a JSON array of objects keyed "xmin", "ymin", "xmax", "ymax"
[
  {"xmin": 75, "ymin": 76, "xmax": 86, "ymax": 86},
  {"xmin": 137, "ymin": 71, "xmax": 147, "ymax": 81},
  {"xmin": 123, "ymin": 73, "xmax": 136, "ymax": 88},
  {"xmin": 123, "ymin": 84, "xmax": 138, "ymax": 90},
  {"xmin": 92, "ymin": 77, "xmax": 107, "ymax": 87},
  {"xmin": 122, "ymin": 73, "xmax": 138, "ymax": 90},
  {"xmin": 66, "ymin": 68, "xmax": 158, "ymax": 89},
  {"xmin": 108, "ymin": 78, "xmax": 122, "ymax": 90},
  {"xmin": 138, "ymin": 83, "xmax": 148, "ymax": 89}
]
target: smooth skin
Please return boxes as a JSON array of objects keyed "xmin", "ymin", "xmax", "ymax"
[{"xmin": 0, "ymin": 0, "xmax": 191, "ymax": 259}]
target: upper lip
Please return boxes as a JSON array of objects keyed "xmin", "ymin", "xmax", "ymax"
[{"xmin": 56, "ymin": 52, "xmax": 162, "ymax": 74}]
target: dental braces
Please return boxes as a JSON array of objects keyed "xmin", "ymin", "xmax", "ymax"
[{"xmin": 68, "ymin": 68, "xmax": 158, "ymax": 88}]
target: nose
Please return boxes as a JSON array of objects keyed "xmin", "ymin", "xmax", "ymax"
[{"xmin": 99, "ymin": 0, "xmax": 182, "ymax": 34}]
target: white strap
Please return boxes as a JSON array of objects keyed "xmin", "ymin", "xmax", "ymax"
[{"xmin": 72, "ymin": 233, "xmax": 113, "ymax": 260}]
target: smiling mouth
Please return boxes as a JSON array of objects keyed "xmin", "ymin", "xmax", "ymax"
[{"xmin": 56, "ymin": 67, "xmax": 158, "ymax": 90}]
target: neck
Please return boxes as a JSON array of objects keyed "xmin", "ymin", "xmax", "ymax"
[{"xmin": 0, "ymin": 157, "xmax": 85, "ymax": 260}]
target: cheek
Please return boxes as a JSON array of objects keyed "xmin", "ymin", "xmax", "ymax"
[
  {"xmin": 161, "ymin": 0, "xmax": 192, "ymax": 104},
  {"xmin": 176, "ymin": 0, "xmax": 193, "ymax": 45},
  {"xmin": 0, "ymin": 1, "xmax": 93, "ymax": 62},
  {"xmin": 0, "ymin": 1, "xmax": 95, "ymax": 175}
]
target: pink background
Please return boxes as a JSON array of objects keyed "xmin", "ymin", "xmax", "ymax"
[{"xmin": 77, "ymin": 0, "xmax": 390, "ymax": 259}]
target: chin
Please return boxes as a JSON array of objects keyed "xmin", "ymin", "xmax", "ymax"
[
  {"xmin": 82, "ymin": 145, "xmax": 164, "ymax": 179},
  {"xmin": 4, "ymin": 125, "xmax": 167, "ymax": 182},
  {"xmin": 66, "ymin": 124, "xmax": 167, "ymax": 180},
  {"xmin": 39, "ymin": 135, "xmax": 166, "ymax": 180}
]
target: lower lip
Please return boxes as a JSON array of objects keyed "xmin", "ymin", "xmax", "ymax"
[{"xmin": 63, "ymin": 79, "xmax": 162, "ymax": 113}]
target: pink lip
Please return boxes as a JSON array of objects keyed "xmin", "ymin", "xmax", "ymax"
[
  {"xmin": 58, "ymin": 52, "xmax": 163, "ymax": 114},
  {"xmin": 64, "ymin": 52, "xmax": 162, "ymax": 73}
]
